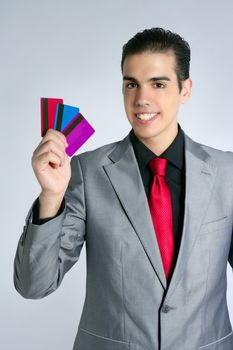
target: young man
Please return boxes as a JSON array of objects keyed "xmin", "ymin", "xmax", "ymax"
[{"xmin": 14, "ymin": 28, "xmax": 233, "ymax": 350}]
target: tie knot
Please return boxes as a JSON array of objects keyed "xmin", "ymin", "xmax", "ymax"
[{"xmin": 149, "ymin": 157, "xmax": 167, "ymax": 176}]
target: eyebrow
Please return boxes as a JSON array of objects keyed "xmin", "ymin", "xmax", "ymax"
[{"xmin": 123, "ymin": 76, "xmax": 171, "ymax": 83}]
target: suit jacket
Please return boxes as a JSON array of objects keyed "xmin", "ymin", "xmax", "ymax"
[{"xmin": 14, "ymin": 132, "xmax": 233, "ymax": 350}]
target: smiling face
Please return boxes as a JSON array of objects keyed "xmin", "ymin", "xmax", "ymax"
[{"xmin": 122, "ymin": 51, "xmax": 192, "ymax": 155}]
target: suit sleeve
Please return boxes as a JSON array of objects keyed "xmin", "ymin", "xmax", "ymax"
[{"xmin": 14, "ymin": 155, "xmax": 86, "ymax": 299}]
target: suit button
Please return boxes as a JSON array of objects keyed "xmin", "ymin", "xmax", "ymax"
[{"xmin": 162, "ymin": 305, "xmax": 172, "ymax": 313}]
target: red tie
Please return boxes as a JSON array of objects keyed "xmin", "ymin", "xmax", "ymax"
[{"xmin": 148, "ymin": 158, "xmax": 174, "ymax": 279}]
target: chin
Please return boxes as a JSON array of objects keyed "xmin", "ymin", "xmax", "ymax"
[{"xmin": 134, "ymin": 127, "xmax": 160, "ymax": 140}]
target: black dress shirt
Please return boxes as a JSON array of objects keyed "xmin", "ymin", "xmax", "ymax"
[
  {"xmin": 129, "ymin": 126, "xmax": 185, "ymax": 276},
  {"xmin": 33, "ymin": 197, "xmax": 65, "ymax": 224},
  {"xmin": 229, "ymin": 237, "xmax": 233, "ymax": 268}
]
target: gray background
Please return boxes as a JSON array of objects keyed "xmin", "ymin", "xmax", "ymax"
[{"xmin": 1, "ymin": 0, "xmax": 233, "ymax": 349}]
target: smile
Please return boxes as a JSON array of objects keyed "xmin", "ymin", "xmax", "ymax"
[{"xmin": 135, "ymin": 112, "xmax": 159, "ymax": 121}]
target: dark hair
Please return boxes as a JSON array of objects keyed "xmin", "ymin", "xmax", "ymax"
[{"xmin": 121, "ymin": 27, "xmax": 190, "ymax": 91}]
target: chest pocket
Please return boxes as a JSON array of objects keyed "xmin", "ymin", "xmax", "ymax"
[{"xmin": 199, "ymin": 216, "xmax": 231, "ymax": 235}]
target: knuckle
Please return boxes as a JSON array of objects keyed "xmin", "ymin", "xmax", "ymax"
[
  {"xmin": 32, "ymin": 145, "xmax": 39, "ymax": 155},
  {"xmin": 46, "ymin": 140, "xmax": 54, "ymax": 148},
  {"xmin": 57, "ymin": 131, "xmax": 66, "ymax": 141},
  {"xmin": 31, "ymin": 157, "xmax": 38, "ymax": 169},
  {"xmin": 47, "ymin": 150, "xmax": 54, "ymax": 157},
  {"xmin": 46, "ymin": 128, "xmax": 54, "ymax": 135}
]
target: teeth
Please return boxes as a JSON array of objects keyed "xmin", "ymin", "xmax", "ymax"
[{"xmin": 136, "ymin": 113, "xmax": 158, "ymax": 121}]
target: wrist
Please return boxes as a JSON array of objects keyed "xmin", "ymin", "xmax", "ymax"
[{"xmin": 39, "ymin": 192, "xmax": 64, "ymax": 220}]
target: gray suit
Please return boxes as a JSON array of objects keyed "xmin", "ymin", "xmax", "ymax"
[{"xmin": 14, "ymin": 132, "xmax": 233, "ymax": 349}]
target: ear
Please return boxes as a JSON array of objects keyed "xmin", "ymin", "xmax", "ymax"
[{"xmin": 180, "ymin": 78, "xmax": 192, "ymax": 103}]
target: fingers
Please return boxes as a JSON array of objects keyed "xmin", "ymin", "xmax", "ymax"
[
  {"xmin": 32, "ymin": 129, "xmax": 68, "ymax": 168},
  {"xmin": 35, "ymin": 151, "xmax": 62, "ymax": 168},
  {"xmin": 39, "ymin": 129, "xmax": 68, "ymax": 148},
  {"xmin": 35, "ymin": 141, "xmax": 66, "ymax": 166}
]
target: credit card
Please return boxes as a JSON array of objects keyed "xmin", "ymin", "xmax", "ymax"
[
  {"xmin": 54, "ymin": 104, "xmax": 80, "ymax": 132},
  {"xmin": 62, "ymin": 112, "xmax": 95, "ymax": 156},
  {"xmin": 40, "ymin": 97, "xmax": 95, "ymax": 156},
  {"xmin": 40, "ymin": 97, "xmax": 63, "ymax": 136}
]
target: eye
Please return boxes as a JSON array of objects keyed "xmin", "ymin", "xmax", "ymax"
[
  {"xmin": 154, "ymin": 82, "xmax": 165, "ymax": 89},
  {"xmin": 125, "ymin": 82, "xmax": 137, "ymax": 89}
]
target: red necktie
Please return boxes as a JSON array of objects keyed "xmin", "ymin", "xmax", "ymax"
[{"xmin": 148, "ymin": 158, "xmax": 174, "ymax": 279}]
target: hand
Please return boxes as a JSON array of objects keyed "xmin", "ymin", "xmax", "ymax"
[{"xmin": 31, "ymin": 129, "xmax": 71, "ymax": 199}]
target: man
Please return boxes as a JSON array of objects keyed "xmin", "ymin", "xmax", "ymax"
[{"xmin": 14, "ymin": 28, "xmax": 233, "ymax": 349}]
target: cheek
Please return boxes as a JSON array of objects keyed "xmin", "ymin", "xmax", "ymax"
[
  {"xmin": 160, "ymin": 96, "xmax": 180, "ymax": 113},
  {"xmin": 124, "ymin": 94, "xmax": 133, "ymax": 109},
  {"xmin": 123, "ymin": 99, "xmax": 131, "ymax": 118}
]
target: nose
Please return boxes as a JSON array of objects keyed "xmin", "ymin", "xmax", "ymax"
[{"xmin": 134, "ymin": 86, "xmax": 151, "ymax": 107}]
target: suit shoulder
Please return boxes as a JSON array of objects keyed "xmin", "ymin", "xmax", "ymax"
[
  {"xmin": 70, "ymin": 139, "xmax": 123, "ymax": 169},
  {"xmin": 200, "ymin": 143, "xmax": 233, "ymax": 161},
  {"xmin": 193, "ymin": 139, "xmax": 233, "ymax": 168}
]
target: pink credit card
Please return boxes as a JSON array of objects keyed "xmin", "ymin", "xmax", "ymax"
[{"xmin": 40, "ymin": 97, "xmax": 63, "ymax": 136}]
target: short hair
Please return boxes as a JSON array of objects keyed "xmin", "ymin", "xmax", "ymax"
[{"xmin": 121, "ymin": 27, "xmax": 191, "ymax": 91}]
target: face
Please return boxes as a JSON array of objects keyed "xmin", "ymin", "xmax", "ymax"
[{"xmin": 122, "ymin": 51, "xmax": 192, "ymax": 154}]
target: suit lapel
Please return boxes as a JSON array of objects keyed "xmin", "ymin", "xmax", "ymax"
[
  {"xmin": 103, "ymin": 133, "xmax": 217, "ymax": 293},
  {"xmin": 166, "ymin": 134, "xmax": 217, "ymax": 298},
  {"xmin": 103, "ymin": 135, "xmax": 167, "ymax": 289}
]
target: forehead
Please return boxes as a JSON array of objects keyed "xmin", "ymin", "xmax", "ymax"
[{"xmin": 122, "ymin": 51, "xmax": 177, "ymax": 79}]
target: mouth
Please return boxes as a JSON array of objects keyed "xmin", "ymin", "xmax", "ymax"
[{"xmin": 135, "ymin": 112, "xmax": 160, "ymax": 121}]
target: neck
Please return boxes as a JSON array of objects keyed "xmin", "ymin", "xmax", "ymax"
[{"xmin": 137, "ymin": 124, "xmax": 179, "ymax": 156}]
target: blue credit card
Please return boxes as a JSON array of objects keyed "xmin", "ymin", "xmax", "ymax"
[{"xmin": 54, "ymin": 104, "xmax": 80, "ymax": 131}]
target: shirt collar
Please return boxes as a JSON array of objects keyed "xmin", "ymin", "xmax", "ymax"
[{"xmin": 129, "ymin": 124, "xmax": 185, "ymax": 171}]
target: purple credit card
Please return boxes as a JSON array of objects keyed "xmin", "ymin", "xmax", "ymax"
[{"xmin": 63, "ymin": 113, "xmax": 95, "ymax": 156}]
